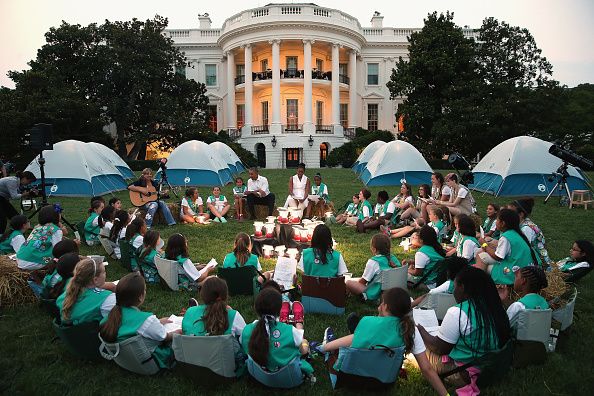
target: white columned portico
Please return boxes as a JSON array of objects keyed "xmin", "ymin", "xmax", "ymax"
[
  {"xmin": 243, "ymin": 44, "xmax": 253, "ymax": 136},
  {"xmin": 226, "ymin": 50, "xmax": 236, "ymax": 130},
  {"xmin": 270, "ymin": 39, "xmax": 282, "ymax": 134},
  {"xmin": 348, "ymin": 49, "xmax": 358, "ymax": 129},
  {"xmin": 331, "ymin": 43, "xmax": 342, "ymax": 135},
  {"xmin": 303, "ymin": 39, "xmax": 314, "ymax": 134}
]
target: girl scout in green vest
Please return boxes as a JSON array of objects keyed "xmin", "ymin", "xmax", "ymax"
[
  {"xmin": 182, "ymin": 277, "xmax": 246, "ymax": 337},
  {"xmin": 240, "ymin": 288, "xmax": 313, "ymax": 379},
  {"xmin": 232, "ymin": 177, "xmax": 247, "ymax": 220},
  {"xmin": 345, "ymin": 233, "xmax": 400, "ymax": 301},
  {"xmin": 475, "ymin": 209, "xmax": 538, "ymax": 300},
  {"xmin": 481, "ymin": 203, "xmax": 500, "ymax": 239},
  {"xmin": 223, "ymin": 233, "xmax": 262, "ymax": 270},
  {"xmin": 207, "ymin": 186, "xmax": 230, "ymax": 223},
  {"xmin": 164, "ymin": 233, "xmax": 215, "ymax": 290},
  {"xmin": 454, "ymin": 214, "xmax": 480, "ymax": 264},
  {"xmin": 407, "ymin": 226, "xmax": 446, "ymax": 288},
  {"xmin": 17, "ymin": 205, "xmax": 65, "ymax": 271},
  {"xmin": 57, "ymin": 258, "xmax": 116, "ymax": 324},
  {"xmin": 99, "ymin": 272, "xmax": 178, "ymax": 369},
  {"xmin": 0, "ymin": 214, "xmax": 29, "ymax": 254},
  {"xmin": 336, "ymin": 194, "xmax": 360, "ymax": 225},
  {"xmin": 84, "ymin": 199, "xmax": 104, "ymax": 246},
  {"xmin": 305, "ymin": 173, "xmax": 330, "ymax": 218},
  {"xmin": 418, "ymin": 267, "xmax": 511, "ymax": 393},
  {"xmin": 507, "ymin": 266, "xmax": 549, "ymax": 327},
  {"xmin": 314, "ymin": 288, "xmax": 448, "ymax": 395},
  {"xmin": 412, "ymin": 256, "xmax": 467, "ymax": 308},
  {"xmin": 297, "ymin": 224, "xmax": 348, "ymax": 277},
  {"xmin": 41, "ymin": 252, "xmax": 80, "ymax": 300},
  {"xmin": 355, "ymin": 189, "xmax": 374, "ymax": 233},
  {"xmin": 555, "ymin": 240, "xmax": 593, "ymax": 283},
  {"xmin": 125, "ymin": 217, "xmax": 146, "ymax": 272},
  {"xmin": 137, "ymin": 230, "xmax": 162, "ymax": 284}
]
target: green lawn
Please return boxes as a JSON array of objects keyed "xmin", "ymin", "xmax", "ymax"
[{"xmin": 1, "ymin": 168, "xmax": 592, "ymax": 395}]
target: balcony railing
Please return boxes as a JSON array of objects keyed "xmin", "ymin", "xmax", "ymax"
[
  {"xmin": 252, "ymin": 125, "xmax": 270, "ymax": 134},
  {"xmin": 339, "ymin": 74, "xmax": 350, "ymax": 84},
  {"xmin": 315, "ymin": 125, "xmax": 333, "ymax": 133},
  {"xmin": 283, "ymin": 124, "xmax": 303, "ymax": 133},
  {"xmin": 344, "ymin": 127, "xmax": 356, "ymax": 140},
  {"xmin": 227, "ymin": 128, "xmax": 241, "ymax": 141},
  {"xmin": 235, "ymin": 69, "xmax": 350, "ymax": 85},
  {"xmin": 234, "ymin": 75, "xmax": 245, "ymax": 85},
  {"xmin": 282, "ymin": 69, "xmax": 303, "ymax": 79}
]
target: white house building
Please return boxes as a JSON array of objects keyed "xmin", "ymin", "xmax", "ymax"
[{"xmin": 167, "ymin": 4, "xmax": 476, "ymax": 168}]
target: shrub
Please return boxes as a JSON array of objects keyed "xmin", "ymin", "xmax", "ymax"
[{"xmin": 326, "ymin": 129, "xmax": 395, "ymax": 168}]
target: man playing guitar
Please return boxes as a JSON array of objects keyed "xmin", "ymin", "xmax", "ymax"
[{"xmin": 128, "ymin": 168, "xmax": 176, "ymax": 229}]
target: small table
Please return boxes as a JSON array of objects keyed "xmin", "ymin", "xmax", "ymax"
[{"xmin": 570, "ymin": 190, "xmax": 592, "ymax": 210}]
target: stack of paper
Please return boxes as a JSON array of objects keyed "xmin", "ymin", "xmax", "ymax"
[
  {"xmin": 413, "ymin": 308, "xmax": 440, "ymax": 335},
  {"xmin": 164, "ymin": 314, "xmax": 183, "ymax": 333},
  {"xmin": 273, "ymin": 256, "xmax": 297, "ymax": 290}
]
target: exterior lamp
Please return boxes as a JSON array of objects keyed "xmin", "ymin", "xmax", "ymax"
[
  {"xmin": 271, "ymin": 135, "xmax": 277, "ymax": 147},
  {"xmin": 308, "ymin": 135, "xmax": 314, "ymax": 147}
]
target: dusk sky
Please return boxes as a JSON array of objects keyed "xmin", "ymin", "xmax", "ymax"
[{"xmin": 1, "ymin": 0, "xmax": 593, "ymax": 88}]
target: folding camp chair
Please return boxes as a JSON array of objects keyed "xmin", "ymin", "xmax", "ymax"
[
  {"xmin": 217, "ymin": 266, "xmax": 260, "ymax": 296},
  {"xmin": 52, "ymin": 319, "xmax": 102, "ymax": 360},
  {"xmin": 552, "ymin": 287, "xmax": 577, "ymax": 331},
  {"xmin": 301, "ymin": 275, "xmax": 346, "ymax": 315},
  {"xmin": 154, "ymin": 256, "xmax": 180, "ymax": 291},
  {"xmin": 247, "ymin": 356, "xmax": 303, "ymax": 389},
  {"xmin": 334, "ymin": 346, "xmax": 405, "ymax": 390},
  {"xmin": 99, "ymin": 234, "xmax": 118, "ymax": 261},
  {"xmin": 365, "ymin": 265, "xmax": 409, "ymax": 302},
  {"xmin": 99, "ymin": 335, "xmax": 160, "ymax": 375},
  {"xmin": 172, "ymin": 334, "xmax": 238, "ymax": 384},
  {"xmin": 118, "ymin": 239, "xmax": 133, "ymax": 272},
  {"xmin": 418, "ymin": 292, "xmax": 457, "ymax": 321},
  {"xmin": 513, "ymin": 309, "xmax": 552, "ymax": 367},
  {"xmin": 40, "ymin": 298, "xmax": 60, "ymax": 322}
]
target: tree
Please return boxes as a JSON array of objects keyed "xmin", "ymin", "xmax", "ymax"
[
  {"xmin": 387, "ymin": 12, "xmax": 476, "ymax": 157},
  {"xmin": 8, "ymin": 16, "xmax": 210, "ymax": 159}
]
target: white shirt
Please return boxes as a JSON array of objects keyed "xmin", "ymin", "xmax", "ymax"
[
  {"xmin": 230, "ymin": 312, "xmax": 247, "ymax": 337},
  {"xmin": 17, "ymin": 229, "xmax": 63, "ymax": 270},
  {"xmin": 506, "ymin": 301, "xmax": 527, "ymax": 324},
  {"xmin": 414, "ymin": 251, "xmax": 431, "ymax": 269},
  {"xmin": 411, "ymin": 326, "xmax": 427, "ymax": 355},
  {"xmin": 374, "ymin": 202, "xmax": 396, "ymax": 216},
  {"xmin": 181, "ymin": 197, "xmax": 203, "ymax": 217},
  {"xmin": 429, "ymin": 280, "xmax": 452, "ymax": 294},
  {"xmin": 247, "ymin": 175, "xmax": 270, "ymax": 197},
  {"xmin": 360, "ymin": 202, "xmax": 372, "ymax": 219},
  {"xmin": 137, "ymin": 314, "xmax": 167, "ymax": 341},
  {"xmin": 207, "ymin": 195, "xmax": 228, "ymax": 212},
  {"xmin": 100, "ymin": 293, "xmax": 117, "ymax": 317},
  {"xmin": 432, "ymin": 185, "xmax": 452, "ymax": 199},
  {"xmin": 456, "ymin": 186, "xmax": 469, "ymax": 199},
  {"xmin": 437, "ymin": 306, "xmax": 472, "ymax": 345},
  {"xmin": 494, "ymin": 236, "xmax": 511, "ymax": 260},
  {"xmin": 461, "ymin": 239, "xmax": 480, "ymax": 261},
  {"xmin": 361, "ymin": 257, "xmax": 395, "ymax": 282},
  {"xmin": 132, "ymin": 235, "xmax": 144, "ymax": 249},
  {"xmin": 297, "ymin": 252, "xmax": 348, "ymax": 276},
  {"xmin": 521, "ymin": 225, "xmax": 536, "ymax": 243},
  {"xmin": 10, "ymin": 234, "xmax": 26, "ymax": 253},
  {"xmin": 290, "ymin": 174, "xmax": 308, "ymax": 200}
]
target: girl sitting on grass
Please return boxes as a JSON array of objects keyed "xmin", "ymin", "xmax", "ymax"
[
  {"xmin": 0, "ymin": 214, "xmax": 29, "ymax": 254},
  {"xmin": 137, "ymin": 230, "xmax": 162, "ymax": 284},
  {"xmin": 480, "ymin": 203, "xmax": 500, "ymax": 240},
  {"xmin": 17, "ymin": 205, "xmax": 66, "ymax": 270},
  {"xmin": 453, "ymin": 214, "xmax": 480, "ymax": 264},
  {"xmin": 311, "ymin": 287, "xmax": 447, "ymax": 395},
  {"xmin": 346, "ymin": 234, "xmax": 401, "ymax": 301},
  {"xmin": 100, "ymin": 272, "xmax": 179, "ymax": 369},
  {"xmin": 207, "ymin": 186, "xmax": 230, "ymax": 223},
  {"xmin": 555, "ymin": 240, "xmax": 594, "ymax": 283},
  {"xmin": 125, "ymin": 217, "xmax": 146, "ymax": 271},
  {"xmin": 40, "ymin": 239, "xmax": 80, "ymax": 298},
  {"xmin": 336, "ymin": 194, "xmax": 360, "ymax": 225},
  {"xmin": 108, "ymin": 210, "xmax": 130, "ymax": 260},
  {"xmin": 180, "ymin": 187, "xmax": 209, "ymax": 224},
  {"xmin": 41, "ymin": 252, "xmax": 81, "ymax": 300},
  {"xmin": 406, "ymin": 226, "xmax": 446, "ymax": 289},
  {"xmin": 84, "ymin": 199, "xmax": 105, "ymax": 246},
  {"xmin": 164, "ymin": 233, "xmax": 215, "ymax": 290}
]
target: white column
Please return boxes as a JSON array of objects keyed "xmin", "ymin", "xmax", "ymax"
[
  {"xmin": 331, "ymin": 43, "xmax": 340, "ymax": 129},
  {"xmin": 226, "ymin": 50, "xmax": 236, "ymax": 130},
  {"xmin": 270, "ymin": 39, "xmax": 282, "ymax": 133},
  {"xmin": 348, "ymin": 49, "xmax": 357, "ymax": 128},
  {"xmin": 303, "ymin": 39, "xmax": 314, "ymax": 134},
  {"xmin": 244, "ymin": 44, "xmax": 253, "ymax": 130}
]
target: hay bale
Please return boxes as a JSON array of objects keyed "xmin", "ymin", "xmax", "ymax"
[
  {"xmin": 542, "ymin": 268, "xmax": 571, "ymax": 309},
  {"xmin": 0, "ymin": 256, "xmax": 37, "ymax": 308},
  {"xmin": 136, "ymin": 203, "xmax": 181, "ymax": 225}
]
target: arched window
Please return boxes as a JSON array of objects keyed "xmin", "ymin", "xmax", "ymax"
[{"xmin": 320, "ymin": 142, "xmax": 330, "ymax": 167}]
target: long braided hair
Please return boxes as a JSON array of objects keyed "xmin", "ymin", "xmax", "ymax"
[
  {"xmin": 519, "ymin": 266, "xmax": 548, "ymax": 294},
  {"xmin": 248, "ymin": 288, "xmax": 282, "ymax": 367}
]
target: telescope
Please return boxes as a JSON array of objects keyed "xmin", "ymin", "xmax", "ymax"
[{"xmin": 548, "ymin": 145, "xmax": 592, "ymax": 170}]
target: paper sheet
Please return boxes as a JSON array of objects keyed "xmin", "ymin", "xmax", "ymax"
[
  {"xmin": 164, "ymin": 314, "xmax": 183, "ymax": 333},
  {"xmin": 307, "ymin": 194, "xmax": 320, "ymax": 203},
  {"xmin": 273, "ymin": 256, "xmax": 297, "ymax": 290},
  {"xmin": 197, "ymin": 258, "xmax": 218, "ymax": 278},
  {"xmin": 413, "ymin": 308, "xmax": 439, "ymax": 328}
]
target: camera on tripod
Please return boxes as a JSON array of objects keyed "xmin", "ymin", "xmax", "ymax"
[{"xmin": 447, "ymin": 152, "xmax": 475, "ymax": 186}]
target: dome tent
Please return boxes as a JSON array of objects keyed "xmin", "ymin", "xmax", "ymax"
[
  {"xmin": 209, "ymin": 141, "xmax": 246, "ymax": 175},
  {"xmin": 25, "ymin": 140, "xmax": 128, "ymax": 196},
  {"xmin": 470, "ymin": 136, "xmax": 590, "ymax": 197},
  {"xmin": 352, "ymin": 140, "xmax": 386, "ymax": 175},
  {"xmin": 156, "ymin": 140, "xmax": 232, "ymax": 187},
  {"xmin": 360, "ymin": 140, "xmax": 433, "ymax": 186},
  {"xmin": 86, "ymin": 142, "xmax": 134, "ymax": 179}
]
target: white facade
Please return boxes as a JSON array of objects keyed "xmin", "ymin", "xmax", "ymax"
[{"xmin": 167, "ymin": 4, "xmax": 476, "ymax": 168}]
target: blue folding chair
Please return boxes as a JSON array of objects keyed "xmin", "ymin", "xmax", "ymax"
[
  {"xmin": 333, "ymin": 346, "xmax": 405, "ymax": 390},
  {"xmin": 246, "ymin": 356, "xmax": 303, "ymax": 389}
]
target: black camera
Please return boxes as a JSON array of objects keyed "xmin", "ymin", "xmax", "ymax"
[
  {"xmin": 448, "ymin": 152, "xmax": 475, "ymax": 186},
  {"xmin": 548, "ymin": 145, "xmax": 592, "ymax": 170}
]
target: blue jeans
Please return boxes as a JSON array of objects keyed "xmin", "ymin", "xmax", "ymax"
[{"xmin": 144, "ymin": 200, "xmax": 176, "ymax": 227}]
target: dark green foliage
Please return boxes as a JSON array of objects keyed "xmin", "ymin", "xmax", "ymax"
[{"xmin": 326, "ymin": 129, "xmax": 395, "ymax": 168}]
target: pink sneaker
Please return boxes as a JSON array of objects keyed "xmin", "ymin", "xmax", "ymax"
[
  {"xmin": 280, "ymin": 301, "xmax": 291, "ymax": 323},
  {"xmin": 292, "ymin": 301, "xmax": 305, "ymax": 324}
]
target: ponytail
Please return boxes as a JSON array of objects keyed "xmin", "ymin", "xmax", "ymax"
[
  {"xmin": 249, "ymin": 288, "xmax": 282, "ymax": 366},
  {"xmin": 61, "ymin": 259, "xmax": 98, "ymax": 321},
  {"xmin": 0, "ymin": 214, "xmax": 28, "ymax": 242},
  {"xmin": 198, "ymin": 277, "xmax": 230, "ymax": 335},
  {"xmin": 109, "ymin": 210, "xmax": 129, "ymax": 242},
  {"xmin": 419, "ymin": 226, "xmax": 446, "ymax": 257},
  {"xmin": 139, "ymin": 230, "xmax": 160, "ymax": 260},
  {"xmin": 100, "ymin": 305, "xmax": 123, "ymax": 342},
  {"xmin": 100, "ymin": 272, "xmax": 145, "ymax": 342},
  {"xmin": 233, "ymin": 233, "xmax": 251, "ymax": 266},
  {"xmin": 382, "ymin": 288, "xmax": 415, "ymax": 354},
  {"xmin": 371, "ymin": 234, "xmax": 398, "ymax": 268}
]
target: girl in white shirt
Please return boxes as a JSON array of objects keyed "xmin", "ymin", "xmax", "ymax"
[
  {"xmin": 392, "ymin": 183, "xmax": 415, "ymax": 221},
  {"xmin": 0, "ymin": 214, "xmax": 29, "ymax": 254},
  {"xmin": 284, "ymin": 163, "xmax": 310, "ymax": 210},
  {"xmin": 164, "ymin": 233, "xmax": 216, "ymax": 290},
  {"xmin": 180, "ymin": 187, "xmax": 209, "ymax": 224},
  {"xmin": 555, "ymin": 240, "xmax": 593, "ymax": 283}
]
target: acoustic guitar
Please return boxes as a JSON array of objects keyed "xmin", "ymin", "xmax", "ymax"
[{"xmin": 129, "ymin": 184, "xmax": 159, "ymax": 207}]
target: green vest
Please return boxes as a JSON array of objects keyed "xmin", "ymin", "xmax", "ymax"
[
  {"xmin": 0, "ymin": 230, "xmax": 23, "ymax": 253},
  {"xmin": 56, "ymin": 287, "xmax": 112, "ymax": 324},
  {"xmin": 84, "ymin": 212, "xmax": 101, "ymax": 242},
  {"xmin": 302, "ymin": 248, "xmax": 341, "ymax": 277},
  {"xmin": 242, "ymin": 320, "xmax": 313, "ymax": 374},
  {"xmin": 16, "ymin": 224, "xmax": 60, "ymax": 266},
  {"xmin": 351, "ymin": 316, "xmax": 405, "ymax": 349},
  {"xmin": 491, "ymin": 230, "xmax": 533, "ymax": 285},
  {"xmin": 129, "ymin": 234, "xmax": 141, "ymax": 271},
  {"xmin": 100, "ymin": 306, "xmax": 153, "ymax": 341},
  {"xmin": 365, "ymin": 254, "xmax": 402, "ymax": 301},
  {"xmin": 519, "ymin": 293, "xmax": 549, "ymax": 310},
  {"xmin": 431, "ymin": 220, "xmax": 445, "ymax": 233},
  {"xmin": 182, "ymin": 305, "xmax": 238, "ymax": 336},
  {"xmin": 358, "ymin": 201, "xmax": 373, "ymax": 220},
  {"xmin": 233, "ymin": 186, "xmax": 246, "ymax": 195},
  {"xmin": 449, "ymin": 300, "xmax": 500, "ymax": 363},
  {"xmin": 222, "ymin": 252, "xmax": 259, "ymax": 269},
  {"xmin": 138, "ymin": 248, "xmax": 159, "ymax": 283},
  {"xmin": 207, "ymin": 195, "xmax": 227, "ymax": 211},
  {"xmin": 376, "ymin": 201, "xmax": 391, "ymax": 217},
  {"xmin": 42, "ymin": 269, "xmax": 61, "ymax": 289},
  {"xmin": 559, "ymin": 259, "xmax": 586, "ymax": 272},
  {"xmin": 457, "ymin": 236, "xmax": 479, "ymax": 264},
  {"xmin": 418, "ymin": 245, "xmax": 444, "ymax": 285},
  {"xmin": 345, "ymin": 203, "xmax": 358, "ymax": 216}
]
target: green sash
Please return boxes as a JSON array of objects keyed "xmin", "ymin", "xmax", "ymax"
[{"xmin": 16, "ymin": 224, "xmax": 60, "ymax": 266}]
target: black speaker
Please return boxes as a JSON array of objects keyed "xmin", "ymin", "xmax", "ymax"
[{"xmin": 28, "ymin": 123, "xmax": 53, "ymax": 151}]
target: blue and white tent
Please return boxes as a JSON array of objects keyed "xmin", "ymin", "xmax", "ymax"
[
  {"xmin": 209, "ymin": 141, "xmax": 245, "ymax": 175},
  {"xmin": 360, "ymin": 140, "xmax": 433, "ymax": 186},
  {"xmin": 470, "ymin": 136, "xmax": 590, "ymax": 197},
  {"xmin": 156, "ymin": 140, "xmax": 232, "ymax": 187},
  {"xmin": 352, "ymin": 140, "xmax": 386, "ymax": 175},
  {"xmin": 25, "ymin": 140, "xmax": 128, "ymax": 196},
  {"xmin": 86, "ymin": 142, "xmax": 134, "ymax": 179}
]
